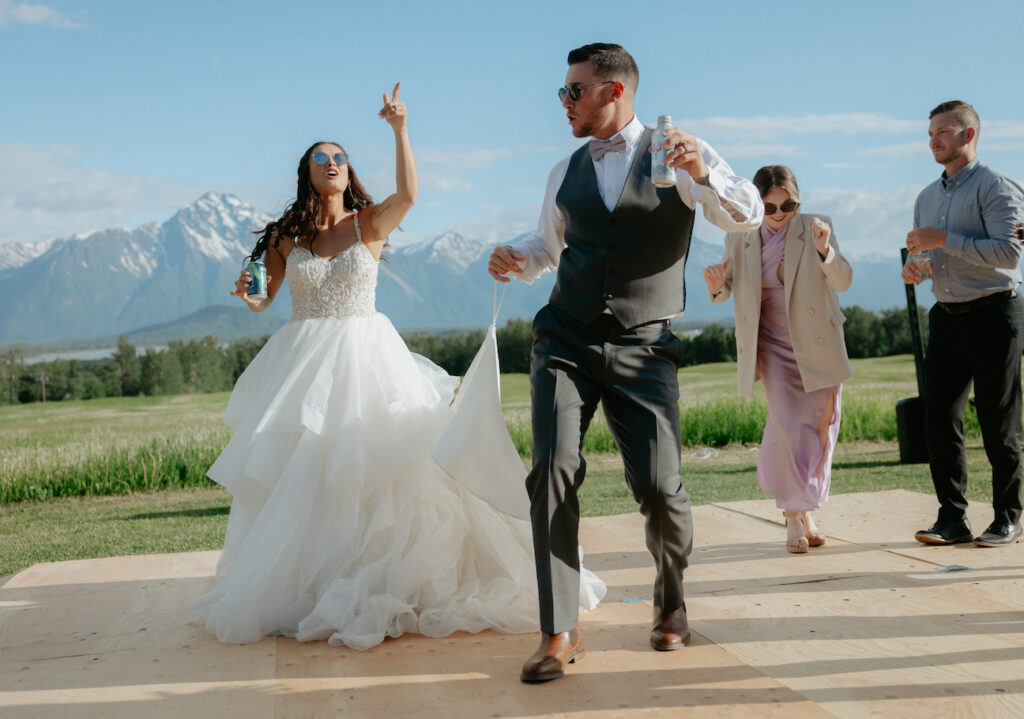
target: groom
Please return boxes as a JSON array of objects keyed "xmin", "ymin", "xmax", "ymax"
[{"xmin": 488, "ymin": 43, "xmax": 762, "ymax": 682}]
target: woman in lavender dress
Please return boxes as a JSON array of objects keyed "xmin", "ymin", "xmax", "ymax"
[{"xmin": 702, "ymin": 165, "xmax": 853, "ymax": 552}]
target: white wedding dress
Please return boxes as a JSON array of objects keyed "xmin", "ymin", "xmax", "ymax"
[{"xmin": 191, "ymin": 218, "xmax": 604, "ymax": 650}]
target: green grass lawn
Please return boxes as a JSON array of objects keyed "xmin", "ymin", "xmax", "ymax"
[
  {"xmin": 0, "ymin": 355, "xmax": 998, "ymax": 578},
  {"xmin": 0, "ymin": 392, "xmax": 232, "ymax": 447},
  {"xmin": 0, "ymin": 488, "xmax": 230, "ymax": 578},
  {"xmin": 1, "ymin": 439, "xmax": 1000, "ymax": 579}
]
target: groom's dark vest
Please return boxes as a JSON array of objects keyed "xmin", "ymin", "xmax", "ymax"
[{"xmin": 548, "ymin": 127, "xmax": 695, "ymax": 329}]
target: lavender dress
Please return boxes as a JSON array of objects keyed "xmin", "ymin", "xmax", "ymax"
[{"xmin": 756, "ymin": 222, "xmax": 842, "ymax": 511}]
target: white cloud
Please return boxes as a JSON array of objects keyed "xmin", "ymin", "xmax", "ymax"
[
  {"xmin": 354, "ymin": 145, "xmax": 536, "ymax": 199},
  {"xmin": 986, "ymin": 141, "xmax": 1024, "ymax": 152},
  {"xmin": 984, "ymin": 120, "xmax": 1024, "ymax": 140},
  {"xmin": 446, "ymin": 203, "xmax": 540, "ymax": 246},
  {"xmin": 415, "ymin": 148, "xmax": 516, "ymax": 172},
  {"xmin": 0, "ymin": 0, "xmax": 81, "ymax": 28},
  {"xmin": 412, "ymin": 145, "xmax": 552, "ymax": 194},
  {"xmin": 803, "ymin": 186, "xmax": 922, "ymax": 258},
  {"xmin": 713, "ymin": 143, "xmax": 806, "ymax": 159},
  {"xmin": 680, "ymin": 113, "xmax": 921, "ymax": 141},
  {"xmin": 0, "ymin": 143, "xmax": 207, "ymax": 244},
  {"xmin": 856, "ymin": 141, "xmax": 927, "ymax": 158},
  {"xmin": 418, "ymin": 174, "xmax": 476, "ymax": 192},
  {"xmin": 852, "ymin": 122, "xmax": 1024, "ymax": 158}
]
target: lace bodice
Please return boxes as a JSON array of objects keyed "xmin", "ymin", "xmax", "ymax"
[{"xmin": 287, "ymin": 224, "xmax": 377, "ymax": 320}]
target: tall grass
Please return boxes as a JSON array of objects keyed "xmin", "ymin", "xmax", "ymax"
[
  {"xmin": 507, "ymin": 389, "xmax": 946, "ymax": 454},
  {"xmin": 0, "ymin": 433, "xmax": 228, "ymax": 503},
  {"xmin": 0, "ymin": 394, "xmax": 231, "ymax": 503},
  {"xmin": 500, "ymin": 355, "xmax": 951, "ymax": 449},
  {"xmin": 0, "ymin": 356, "xmax": 984, "ymax": 503}
]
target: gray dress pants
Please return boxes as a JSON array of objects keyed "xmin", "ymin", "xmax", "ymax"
[{"xmin": 527, "ymin": 304, "xmax": 693, "ymax": 634}]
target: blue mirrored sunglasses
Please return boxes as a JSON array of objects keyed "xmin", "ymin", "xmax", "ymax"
[{"xmin": 312, "ymin": 151, "xmax": 348, "ymax": 166}]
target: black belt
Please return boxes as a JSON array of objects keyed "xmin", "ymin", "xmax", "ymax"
[
  {"xmin": 937, "ymin": 289, "xmax": 1018, "ymax": 315},
  {"xmin": 599, "ymin": 308, "xmax": 671, "ymax": 329},
  {"xmin": 591, "ymin": 312, "xmax": 670, "ymax": 333}
]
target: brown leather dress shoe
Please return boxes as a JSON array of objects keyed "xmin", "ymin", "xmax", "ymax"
[
  {"xmin": 651, "ymin": 604, "xmax": 691, "ymax": 651},
  {"xmin": 520, "ymin": 629, "xmax": 584, "ymax": 683}
]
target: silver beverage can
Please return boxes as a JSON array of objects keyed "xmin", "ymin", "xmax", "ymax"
[
  {"xmin": 245, "ymin": 260, "xmax": 268, "ymax": 299},
  {"xmin": 651, "ymin": 114, "xmax": 677, "ymax": 188}
]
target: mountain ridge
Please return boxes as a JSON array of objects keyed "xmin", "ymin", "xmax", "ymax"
[{"xmin": 0, "ymin": 193, "xmax": 910, "ymax": 345}]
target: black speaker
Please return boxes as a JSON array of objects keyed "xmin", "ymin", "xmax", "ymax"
[{"xmin": 896, "ymin": 396, "xmax": 929, "ymax": 464}]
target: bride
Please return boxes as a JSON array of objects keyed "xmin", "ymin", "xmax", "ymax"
[{"xmin": 190, "ymin": 84, "xmax": 604, "ymax": 651}]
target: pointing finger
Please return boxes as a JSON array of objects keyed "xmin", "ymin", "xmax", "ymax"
[{"xmin": 391, "ymin": 82, "xmax": 400, "ymax": 101}]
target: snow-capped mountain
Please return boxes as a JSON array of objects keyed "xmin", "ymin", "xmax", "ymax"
[
  {"xmin": 393, "ymin": 231, "xmax": 491, "ymax": 272},
  {"xmin": 0, "ymin": 193, "xmax": 908, "ymax": 345},
  {"xmin": 0, "ymin": 237, "xmax": 56, "ymax": 271},
  {"xmin": 165, "ymin": 193, "xmax": 269, "ymax": 263},
  {"xmin": 0, "ymin": 193, "xmax": 276, "ymax": 343}
]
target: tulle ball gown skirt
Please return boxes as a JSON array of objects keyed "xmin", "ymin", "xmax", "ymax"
[{"xmin": 190, "ymin": 313, "xmax": 602, "ymax": 651}]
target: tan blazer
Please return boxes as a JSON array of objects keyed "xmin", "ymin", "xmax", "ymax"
[{"xmin": 710, "ymin": 213, "xmax": 853, "ymax": 398}]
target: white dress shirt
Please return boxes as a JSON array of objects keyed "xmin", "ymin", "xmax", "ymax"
[
  {"xmin": 511, "ymin": 115, "xmax": 764, "ymax": 283},
  {"xmin": 516, "ymin": 115, "xmax": 765, "ymax": 284}
]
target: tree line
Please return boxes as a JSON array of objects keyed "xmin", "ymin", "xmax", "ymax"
[
  {"xmin": 0, "ymin": 305, "xmax": 928, "ymax": 406},
  {"xmin": 0, "ymin": 336, "xmax": 267, "ymax": 405},
  {"xmin": 401, "ymin": 305, "xmax": 930, "ymax": 374}
]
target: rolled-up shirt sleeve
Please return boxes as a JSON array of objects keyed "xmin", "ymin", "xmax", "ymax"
[
  {"xmin": 678, "ymin": 139, "xmax": 764, "ymax": 233},
  {"xmin": 508, "ymin": 157, "xmax": 570, "ymax": 283},
  {"xmin": 941, "ymin": 175, "xmax": 1024, "ymax": 270}
]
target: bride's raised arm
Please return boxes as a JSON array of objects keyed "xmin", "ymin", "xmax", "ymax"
[{"xmin": 370, "ymin": 82, "xmax": 416, "ymax": 242}]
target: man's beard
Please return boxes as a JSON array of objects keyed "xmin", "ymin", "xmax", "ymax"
[
  {"xmin": 574, "ymin": 124, "xmax": 596, "ymax": 138},
  {"xmin": 571, "ymin": 115, "xmax": 597, "ymax": 138},
  {"xmin": 933, "ymin": 146, "xmax": 962, "ymax": 165}
]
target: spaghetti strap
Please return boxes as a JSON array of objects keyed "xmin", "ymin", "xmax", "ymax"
[{"xmin": 353, "ymin": 212, "xmax": 362, "ymax": 244}]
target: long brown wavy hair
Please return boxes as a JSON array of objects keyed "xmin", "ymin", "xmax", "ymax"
[{"xmin": 248, "ymin": 141, "xmax": 375, "ymax": 262}]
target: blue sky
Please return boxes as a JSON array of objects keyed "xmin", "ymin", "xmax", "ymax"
[{"xmin": 2, "ymin": 0, "xmax": 1023, "ymax": 258}]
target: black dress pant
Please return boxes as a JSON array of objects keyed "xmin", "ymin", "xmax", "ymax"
[
  {"xmin": 925, "ymin": 291, "xmax": 1024, "ymax": 526},
  {"xmin": 527, "ymin": 305, "xmax": 693, "ymax": 634}
]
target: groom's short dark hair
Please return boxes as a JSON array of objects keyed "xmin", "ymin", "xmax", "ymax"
[{"xmin": 568, "ymin": 43, "xmax": 639, "ymax": 92}]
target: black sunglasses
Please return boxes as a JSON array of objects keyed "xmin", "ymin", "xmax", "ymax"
[
  {"xmin": 764, "ymin": 200, "xmax": 799, "ymax": 215},
  {"xmin": 557, "ymin": 80, "xmax": 615, "ymax": 103},
  {"xmin": 312, "ymin": 151, "xmax": 348, "ymax": 166}
]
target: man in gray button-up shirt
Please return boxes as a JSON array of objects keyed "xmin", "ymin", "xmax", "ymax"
[{"xmin": 902, "ymin": 100, "xmax": 1024, "ymax": 547}]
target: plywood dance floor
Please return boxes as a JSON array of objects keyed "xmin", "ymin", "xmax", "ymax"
[{"xmin": 2, "ymin": 490, "xmax": 1023, "ymax": 718}]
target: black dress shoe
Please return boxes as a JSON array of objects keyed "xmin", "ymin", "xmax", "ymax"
[
  {"xmin": 973, "ymin": 522, "xmax": 1023, "ymax": 547},
  {"xmin": 914, "ymin": 518, "xmax": 973, "ymax": 545}
]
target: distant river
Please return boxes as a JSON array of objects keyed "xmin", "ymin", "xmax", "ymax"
[{"xmin": 24, "ymin": 347, "xmax": 168, "ymax": 365}]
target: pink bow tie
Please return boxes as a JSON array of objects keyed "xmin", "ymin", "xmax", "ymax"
[{"xmin": 589, "ymin": 135, "xmax": 627, "ymax": 161}]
